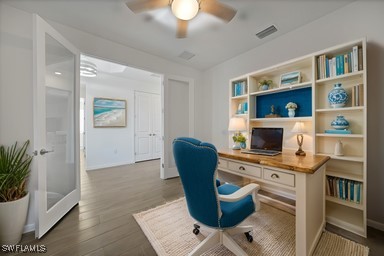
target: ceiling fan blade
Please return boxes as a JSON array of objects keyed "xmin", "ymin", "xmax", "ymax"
[
  {"xmin": 200, "ymin": 0, "xmax": 237, "ymax": 22},
  {"xmin": 176, "ymin": 19, "xmax": 188, "ymax": 38},
  {"xmin": 126, "ymin": 0, "xmax": 170, "ymax": 13}
]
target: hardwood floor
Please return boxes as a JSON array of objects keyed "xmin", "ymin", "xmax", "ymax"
[
  {"xmin": 12, "ymin": 158, "xmax": 384, "ymax": 255},
  {"xmin": 15, "ymin": 159, "xmax": 183, "ymax": 256}
]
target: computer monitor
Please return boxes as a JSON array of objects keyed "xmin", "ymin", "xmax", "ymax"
[{"xmin": 250, "ymin": 127, "xmax": 284, "ymax": 152}]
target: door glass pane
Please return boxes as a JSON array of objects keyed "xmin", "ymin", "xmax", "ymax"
[{"xmin": 45, "ymin": 35, "xmax": 76, "ymax": 210}]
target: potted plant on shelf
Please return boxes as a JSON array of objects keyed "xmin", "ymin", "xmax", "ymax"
[
  {"xmin": 258, "ymin": 79, "xmax": 273, "ymax": 91},
  {"xmin": 285, "ymin": 102, "xmax": 298, "ymax": 117},
  {"xmin": 0, "ymin": 140, "xmax": 33, "ymax": 245},
  {"xmin": 232, "ymin": 133, "xmax": 247, "ymax": 149}
]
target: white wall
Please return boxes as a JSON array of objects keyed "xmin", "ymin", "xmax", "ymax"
[
  {"xmin": 83, "ymin": 73, "xmax": 160, "ymax": 170},
  {"xmin": 0, "ymin": 2, "xmax": 203, "ymax": 232},
  {"xmin": 203, "ymin": 0, "xmax": 384, "ymax": 227}
]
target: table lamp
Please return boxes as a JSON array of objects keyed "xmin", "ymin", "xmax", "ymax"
[
  {"xmin": 228, "ymin": 117, "xmax": 246, "ymax": 150},
  {"xmin": 291, "ymin": 122, "xmax": 307, "ymax": 156}
]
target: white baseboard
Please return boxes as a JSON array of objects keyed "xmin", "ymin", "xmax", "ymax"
[
  {"xmin": 367, "ymin": 218, "xmax": 384, "ymax": 232},
  {"xmin": 86, "ymin": 161, "xmax": 134, "ymax": 171},
  {"xmin": 23, "ymin": 223, "xmax": 35, "ymax": 234}
]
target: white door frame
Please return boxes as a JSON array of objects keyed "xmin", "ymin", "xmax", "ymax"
[
  {"xmin": 33, "ymin": 14, "xmax": 80, "ymax": 238},
  {"xmin": 161, "ymin": 75, "xmax": 194, "ymax": 179}
]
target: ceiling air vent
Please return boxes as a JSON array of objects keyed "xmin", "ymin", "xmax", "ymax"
[
  {"xmin": 178, "ymin": 51, "xmax": 195, "ymax": 60},
  {"xmin": 256, "ymin": 25, "xmax": 278, "ymax": 39}
]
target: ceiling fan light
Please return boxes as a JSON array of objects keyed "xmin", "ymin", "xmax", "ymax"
[
  {"xmin": 171, "ymin": 0, "xmax": 199, "ymax": 21},
  {"xmin": 80, "ymin": 60, "xmax": 97, "ymax": 77}
]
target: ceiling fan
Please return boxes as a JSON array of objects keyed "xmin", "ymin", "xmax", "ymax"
[{"xmin": 126, "ymin": 0, "xmax": 237, "ymax": 38}]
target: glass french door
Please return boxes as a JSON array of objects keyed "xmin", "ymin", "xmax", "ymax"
[{"xmin": 33, "ymin": 14, "xmax": 80, "ymax": 238}]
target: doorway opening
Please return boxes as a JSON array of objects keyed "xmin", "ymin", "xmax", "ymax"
[{"xmin": 79, "ymin": 55, "xmax": 163, "ymax": 171}]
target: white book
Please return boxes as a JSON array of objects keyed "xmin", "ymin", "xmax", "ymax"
[
  {"xmin": 332, "ymin": 57, "xmax": 337, "ymax": 77},
  {"xmin": 352, "ymin": 46, "xmax": 359, "ymax": 72}
]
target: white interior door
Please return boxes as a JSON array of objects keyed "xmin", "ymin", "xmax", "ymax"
[
  {"xmin": 135, "ymin": 91, "xmax": 152, "ymax": 161},
  {"xmin": 161, "ymin": 76, "xmax": 194, "ymax": 179},
  {"xmin": 33, "ymin": 14, "xmax": 80, "ymax": 238}
]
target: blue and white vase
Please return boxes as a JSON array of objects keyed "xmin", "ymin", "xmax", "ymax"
[
  {"xmin": 328, "ymin": 83, "xmax": 348, "ymax": 108},
  {"xmin": 331, "ymin": 115, "xmax": 349, "ymax": 130}
]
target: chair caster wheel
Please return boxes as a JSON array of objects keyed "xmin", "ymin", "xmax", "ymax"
[
  {"xmin": 245, "ymin": 232, "xmax": 253, "ymax": 243},
  {"xmin": 193, "ymin": 228, "xmax": 200, "ymax": 235}
]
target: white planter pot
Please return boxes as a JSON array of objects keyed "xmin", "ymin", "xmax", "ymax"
[{"xmin": 0, "ymin": 193, "xmax": 29, "ymax": 245}]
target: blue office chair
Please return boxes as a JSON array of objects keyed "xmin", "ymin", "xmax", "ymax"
[{"xmin": 173, "ymin": 137, "xmax": 260, "ymax": 256}]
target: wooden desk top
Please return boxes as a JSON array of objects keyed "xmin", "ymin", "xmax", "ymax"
[{"xmin": 218, "ymin": 149, "xmax": 330, "ymax": 174}]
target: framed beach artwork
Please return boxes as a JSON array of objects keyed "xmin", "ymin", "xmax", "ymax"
[
  {"xmin": 93, "ymin": 97, "xmax": 126, "ymax": 127},
  {"xmin": 280, "ymin": 71, "xmax": 301, "ymax": 87}
]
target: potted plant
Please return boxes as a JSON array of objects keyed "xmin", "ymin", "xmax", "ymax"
[
  {"xmin": 232, "ymin": 133, "xmax": 247, "ymax": 149},
  {"xmin": 0, "ymin": 140, "xmax": 33, "ymax": 245},
  {"xmin": 258, "ymin": 79, "xmax": 273, "ymax": 91},
  {"xmin": 285, "ymin": 102, "xmax": 298, "ymax": 117}
]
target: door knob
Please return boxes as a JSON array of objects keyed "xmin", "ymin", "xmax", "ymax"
[{"xmin": 40, "ymin": 149, "xmax": 54, "ymax": 155}]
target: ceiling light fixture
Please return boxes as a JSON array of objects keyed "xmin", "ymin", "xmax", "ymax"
[
  {"xmin": 54, "ymin": 71, "xmax": 62, "ymax": 75},
  {"xmin": 171, "ymin": 0, "xmax": 199, "ymax": 21},
  {"xmin": 80, "ymin": 60, "xmax": 97, "ymax": 77}
]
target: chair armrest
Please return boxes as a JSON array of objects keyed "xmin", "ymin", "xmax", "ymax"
[{"xmin": 219, "ymin": 183, "xmax": 260, "ymax": 203}]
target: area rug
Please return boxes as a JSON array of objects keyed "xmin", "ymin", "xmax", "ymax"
[{"xmin": 133, "ymin": 198, "xmax": 369, "ymax": 256}]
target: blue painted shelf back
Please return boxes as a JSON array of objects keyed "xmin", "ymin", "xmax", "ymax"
[{"xmin": 256, "ymin": 87, "xmax": 312, "ymax": 118}]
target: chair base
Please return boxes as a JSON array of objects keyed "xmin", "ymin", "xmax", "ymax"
[{"xmin": 189, "ymin": 225, "xmax": 253, "ymax": 256}]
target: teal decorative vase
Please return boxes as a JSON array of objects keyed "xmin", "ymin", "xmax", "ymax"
[
  {"xmin": 240, "ymin": 142, "xmax": 246, "ymax": 149},
  {"xmin": 328, "ymin": 83, "xmax": 348, "ymax": 108}
]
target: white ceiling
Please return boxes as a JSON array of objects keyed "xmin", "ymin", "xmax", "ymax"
[{"xmin": 4, "ymin": 0, "xmax": 356, "ymax": 71}]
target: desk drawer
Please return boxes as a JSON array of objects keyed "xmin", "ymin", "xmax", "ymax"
[
  {"xmin": 228, "ymin": 161, "xmax": 261, "ymax": 178},
  {"xmin": 218, "ymin": 159, "xmax": 228, "ymax": 169},
  {"xmin": 263, "ymin": 168, "xmax": 295, "ymax": 187}
]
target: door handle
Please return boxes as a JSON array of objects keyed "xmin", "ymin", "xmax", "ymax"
[{"xmin": 40, "ymin": 149, "xmax": 54, "ymax": 155}]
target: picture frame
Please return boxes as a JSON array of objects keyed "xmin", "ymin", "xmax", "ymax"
[
  {"xmin": 280, "ymin": 71, "xmax": 301, "ymax": 87},
  {"xmin": 93, "ymin": 97, "xmax": 126, "ymax": 128}
]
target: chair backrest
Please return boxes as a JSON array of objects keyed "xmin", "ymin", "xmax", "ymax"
[{"xmin": 173, "ymin": 137, "xmax": 220, "ymax": 228}]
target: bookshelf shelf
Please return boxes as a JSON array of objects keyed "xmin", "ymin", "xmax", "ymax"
[
  {"xmin": 229, "ymin": 38, "xmax": 367, "ymax": 237},
  {"xmin": 315, "ymin": 133, "xmax": 363, "ymax": 138},
  {"xmin": 316, "ymin": 106, "xmax": 364, "ymax": 113},
  {"xmin": 250, "ymin": 116, "xmax": 312, "ymax": 122},
  {"xmin": 316, "ymin": 70, "xmax": 364, "ymax": 84},
  {"xmin": 250, "ymin": 81, "xmax": 312, "ymax": 96},
  {"xmin": 231, "ymin": 95, "xmax": 247, "ymax": 100},
  {"xmin": 316, "ymin": 153, "xmax": 364, "ymax": 162},
  {"xmin": 326, "ymin": 196, "xmax": 364, "ymax": 210}
]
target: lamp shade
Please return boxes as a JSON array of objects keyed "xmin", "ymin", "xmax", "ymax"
[
  {"xmin": 291, "ymin": 122, "xmax": 307, "ymax": 134},
  {"xmin": 228, "ymin": 117, "xmax": 246, "ymax": 132}
]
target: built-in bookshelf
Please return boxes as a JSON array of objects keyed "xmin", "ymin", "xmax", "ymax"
[{"xmin": 228, "ymin": 38, "xmax": 367, "ymax": 237}]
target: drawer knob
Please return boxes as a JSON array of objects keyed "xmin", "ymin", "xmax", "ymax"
[
  {"xmin": 271, "ymin": 173, "xmax": 279, "ymax": 179},
  {"xmin": 239, "ymin": 166, "xmax": 246, "ymax": 171}
]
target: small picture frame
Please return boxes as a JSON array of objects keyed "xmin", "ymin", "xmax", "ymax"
[{"xmin": 280, "ymin": 71, "xmax": 301, "ymax": 87}]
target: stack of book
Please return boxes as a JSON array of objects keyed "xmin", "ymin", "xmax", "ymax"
[
  {"xmin": 317, "ymin": 45, "xmax": 363, "ymax": 80},
  {"xmin": 237, "ymin": 102, "xmax": 248, "ymax": 114},
  {"xmin": 325, "ymin": 129, "xmax": 352, "ymax": 134},
  {"xmin": 326, "ymin": 176, "xmax": 362, "ymax": 204},
  {"xmin": 234, "ymin": 81, "xmax": 247, "ymax": 96},
  {"xmin": 351, "ymin": 84, "xmax": 364, "ymax": 106}
]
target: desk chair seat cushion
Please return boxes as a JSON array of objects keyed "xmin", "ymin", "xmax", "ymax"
[{"xmin": 218, "ymin": 184, "xmax": 255, "ymax": 228}]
